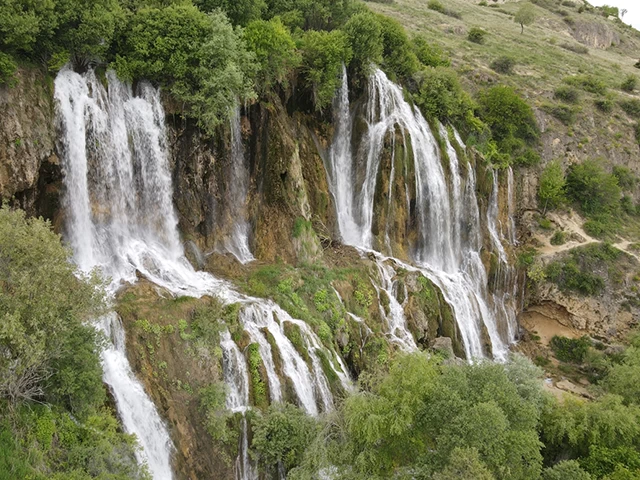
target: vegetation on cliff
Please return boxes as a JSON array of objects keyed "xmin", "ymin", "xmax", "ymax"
[{"xmin": 0, "ymin": 206, "xmax": 148, "ymax": 479}]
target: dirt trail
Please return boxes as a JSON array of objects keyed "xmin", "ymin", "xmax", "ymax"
[{"xmin": 536, "ymin": 211, "xmax": 639, "ymax": 260}]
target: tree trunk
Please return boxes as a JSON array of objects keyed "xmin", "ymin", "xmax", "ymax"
[{"xmin": 520, "ymin": 22, "xmax": 524, "ymax": 34}]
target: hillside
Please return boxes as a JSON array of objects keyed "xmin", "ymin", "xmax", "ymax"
[{"xmin": 2, "ymin": 0, "xmax": 640, "ymax": 479}]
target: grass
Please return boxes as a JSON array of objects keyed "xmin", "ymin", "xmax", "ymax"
[{"xmin": 367, "ymin": 0, "xmax": 640, "ymax": 184}]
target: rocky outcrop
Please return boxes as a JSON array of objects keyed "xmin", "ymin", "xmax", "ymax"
[
  {"xmin": 0, "ymin": 67, "xmax": 60, "ymax": 218},
  {"xmin": 571, "ymin": 20, "xmax": 620, "ymax": 49}
]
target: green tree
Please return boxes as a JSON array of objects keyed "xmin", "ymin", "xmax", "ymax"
[
  {"xmin": 343, "ymin": 12, "xmax": 383, "ymax": 78},
  {"xmin": 413, "ymin": 67, "xmax": 475, "ymax": 126},
  {"xmin": 299, "ymin": 29, "xmax": 352, "ymax": 110},
  {"xmin": 377, "ymin": 14, "xmax": 419, "ymax": 81},
  {"xmin": 252, "ymin": 403, "xmax": 319, "ymax": 475},
  {"xmin": 433, "ymin": 447, "xmax": 495, "ymax": 480},
  {"xmin": 542, "ymin": 461, "xmax": 592, "ymax": 480},
  {"xmin": 194, "ymin": 0, "xmax": 266, "ymax": 25},
  {"xmin": 538, "ymin": 160, "xmax": 566, "ymax": 213},
  {"xmin": 0, "ymin": 206, "xmax": 104, "ymax": 409},
  {"xmin": 412, "ymin": 36, "xmax": 450, "ymax": 68},
  {"xmin": 603, "ymin": 335, "xmax": 640, "ymax": 406},
  {"xmin": 244, "ymin": 17, "xmax": 300, "ymax": 94},
  {"xmin": 566, "ymin": 160, "xmax": 621, "ymax": 215},
  {"xmin": 515, "ymin": 2, "xmax": 536, "ymax": 34},
  {"xmin": 115, "ymin": 5, "xmax": 255, "ymax": 134}
]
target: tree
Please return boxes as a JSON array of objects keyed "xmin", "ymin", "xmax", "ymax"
[
  {"xmin": 194, "ymin": 0, "xmax": 266, "ymax": 25},
  {"xmin": 433, "ymin": 447, "xmax": 495, "ymax": 480},
  {"xmin": 515, "ymin": 2, "xmax": 536, "ymax": 34},
  {"xmin": 542, "ymin": 461, "xmax": 592, "ymax": 480},
  {"xmin": 0, "ymin": 206, "xmax": 104, "ymax": 409},
  {"xmin": 566, "ymin": 160, "xmax": 621, "ymax": 215},
  {"xmin": 538, "ymin": 160, "xmax": 566, "ymax": 213},
  {"xmin": 343, "ymin": 12, "xmax": 383, "ymax": 78},
  {"xmin": 115, "ymin": 5, "xmax": 255, "ymax": 134},
  {"xmin": 377, "ymin": 14, "xmax": 419, "ymax": 81},
  {"xmin": 243, "ymin": 17, "xmax": 300, "ymax": 94},
  {"xmin": 299, "ymin": 29, "xmax": 352, "ymax": 110}
]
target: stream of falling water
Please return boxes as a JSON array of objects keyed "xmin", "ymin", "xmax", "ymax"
[
  {"xmin": 220, "ymin": 107, "xmax": 254, "ymax": 264},
  {"xmin": 55, "ymin": 68, "xmax": 350, "ymax": 480},
  {"xmin": 326, "ymin": 67, "xmax": 518, "ymax": 360}
]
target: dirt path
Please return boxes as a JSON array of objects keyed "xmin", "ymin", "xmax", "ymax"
[{"xmin": 536, "ymin": 211, "xmax": 639, "ymax": 261}]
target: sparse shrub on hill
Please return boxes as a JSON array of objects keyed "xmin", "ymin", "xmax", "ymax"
[
  {"xmin": 554, "ymin": 85, "xmax": 580, "ymax": 104},
  {"xmin": 468, "ymin": 27, "xmax": 488, "ymax": 44},
  {"xmin": 563, "ymin": 75, "xmax": 608, "ymax": 95},
  {"xmin": 566, "ymin": 160, "xmax": 621, "ymax": 216},
  {"xmin": 621, "ymin": 75, "xmax": 638, "ymax": 92},
  {"xmin": 413, "ymin": 36, "xmax": 450, "ymax": 68},
  {"xmin": 490, "ymin": 56, "xmax": 516, "ymax": 74},
  {"xmin": 620, "ymin": 98, "xmax": 640, "ymax": 118}
]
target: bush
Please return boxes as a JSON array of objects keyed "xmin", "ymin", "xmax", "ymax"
[
  {"xmin": 612, "ymin": 166, "xmax": 637, "ymax": 190},
  {"xmin": 550, "ymin": 335, "xmax": 591, "ymax": 363},
  {"xmin": 343, "ymin": 12, "xmax": 383, "ymax": 77},
  {"xmin": 413, "ymin": 67, "xmax": 475, "ymax": 125},
  {"xmin": 377, "ymin": 14, "xmax": 420, "ymax": 81},
  {"xmin": 620, "ymin": 99, "xmax": 640, "ymax": 118},
  {"xmin": 427, "ymin": 0, "xmax": 445, "ymax": 13},
  {"xmin": 621, "ymin": 75, "xmax": 637, "ymax": 92},
  {"xmin": 542, "ymin": 102, "xmax": 578, "ymax": 124},
  {"xmin": 538, "ymin": 160, "xmax": 566, "ymax": 212},
  {"xmin": 550, "ymin": 231, "xmax": 567, "ymax": 245},
  {"xmin": 468, "ymin": 27, "xmax": 488, "ymax": 44},
  {"xmin": 594, "ymin": 95, "xmax": 615, "ymax": 113},
  {"xmin": 477, "ymin": 85, "xmax": 539, "ymax": 155},
  {"xmin": 413, "ymin": 36, "xmax": 450, "ymax": 67},
  {"xmin": 490, "ymin": 56, "xmax": 516, "ymax": 74},
  {"xmin": 299, "ymin": 29, "xmax": 352, "ymax": 110},
  {"xmin": 0, "ymin": 52, "xmax": 17, "ymax": 86},
  {"xmin": 563, "ymin": 75, "xmax": 607, "ymax": 95},
  {"xmin": 244, "ymin": 17, "xmax": 300, "ymax": 93},
  {"xmin": 566, "ymin": 160, "xmax": 621, "ymax": 216},
  {"xmin": 115, "ymin": 6, "xmax": 255, "ymax": 135},
  {"xmin": 560, "ymin": 42, "xmax": 589, "ymax": 54},
  {"xmin": 554, "ymin": 85, "xmax": 580, "ymax": 103}
]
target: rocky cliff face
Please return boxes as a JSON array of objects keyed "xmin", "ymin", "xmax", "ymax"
[{"xmin": 0, "ymin": 68, "xmax": 61, "ymax": 220}]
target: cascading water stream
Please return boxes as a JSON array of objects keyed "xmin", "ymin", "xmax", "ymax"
[
  {"xmin": 55, "ymin": 68, "xmax": 351, "ymax": 479},
  {"xmin": 220, "ymin": 107, "xmax": 254, "ymax": 264},
  {"xmin": 327, "ymin": 67, "xmax": 517, "ymax": 360}
]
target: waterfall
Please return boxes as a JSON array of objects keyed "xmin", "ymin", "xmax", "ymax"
[
  {"xmin": 55, "ymin": 68, "xmax": 350, "ymax": 479},
  {"xmin": 220, "ymin": 107, "xmax": 254, "ymax": 264},
  {"xmin": 99, "ymin": 313, "xmax": 174, "ymax": 480},
  {"xmin": 327, "ymin": 68, "xmax": 517, "ymax": 360}
]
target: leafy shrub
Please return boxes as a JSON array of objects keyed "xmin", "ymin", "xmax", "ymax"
[
  {"xmin": 299, "ymin": 29, "xmax": 352, "ymax": 110},
  {"xmin": 477, "ymin": 85, "xmax": 539, "ymax": 158},
  {"xmin": 566, "ymin": 160, "xmax": 621, "ymax": 215},
  {"xmin": 620, "ymin": 99, "xmax": 640, "ymax": 118},
  {"xmin": 490, "ymin": 56, "xmax": 516, "ymax": 74},
  {"xmin": 546, "ymin": 258, "xmax": 604, "ymax": 295},
  {"xmin": 563, "ymin": 75, "xmax": 607, "ymax": 95},
  {"xmin": 468, "ymin": 27, "xmax": 488, "ymax": 44},
  {"xmin": 377, "ymin": 14, "xmax": 420, "ymax": 81},
  {"xmin": 621, "ymin": 75, "xmax": 637, "ymax": 92},
  {"xmin": 542, "ymin": 460, "xmax": 592, "ymax": 480},
  {"xmin": 612, "ymin": 166, "xmax": 637, "ymax": 190},
  {"xmin": 343, "ymin": 12, "xmax": 383, "ymax": 77},
  {"xmin": 550, "ymin": 335, "xmax": 591, "ymax": 363},
  {"xmin": 427, "ymin": 0, "xmax": 445, "ymax": 13},
  {"xmin": 0, "ymin": 52, "xmax": 17, "ymax": 86},
  {"xmin": 252, "ymin": 403, "xmax": 318, "ymax": 474},
  {"xmin": 538, "ymin": 160, "xmax": 566, "ymax": 212},
  {"xmin": 244, "ymin": 17, "xmax": 300, "ymax": 93},
  {"xmin": 560, "ymin": 42, "xmax": 589, "ymax": 54},
  {"xmin": 594, "ymin": 95, "xmax": 615, "ymax": 113},
  {"xmin": 550, "ymin": 231, "xmax": 566, "ymax": 245},
  {"xmin": 427, "ymin": 0, "xmax": 462, "ymax": 18},
  {"xmin": 413, "ymin": 67, "xmax": 475, "ymax": 125},
  {"xmin": 542, "ymin": 103, "xmax": 578, "ymax": 124},
  {"xmin": 554, "ymin": 85, "xmax": 580, "ymax": 103},
  {"xmin": 115, "ymin": 6, "xmax": 254, "ymax": 134},
  {"xmin": 635, "ymin": 123, "xmax": 640, "ymax": 145},
  {"xmin": 413, "ymin": 36, "xmax": 451, "ymax": 67}
]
